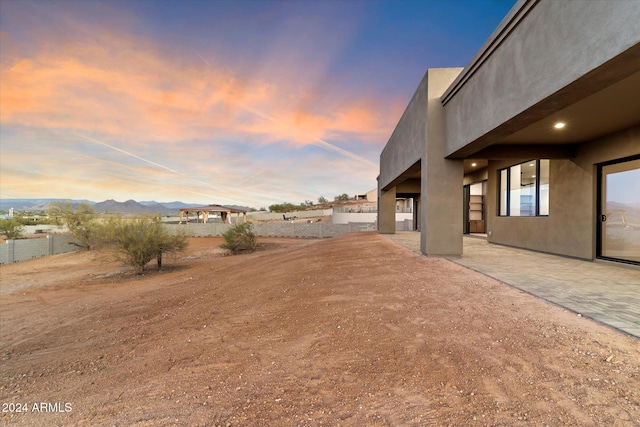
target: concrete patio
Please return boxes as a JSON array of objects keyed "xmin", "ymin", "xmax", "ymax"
[{"xmin": 383, "ymin": 232, "xmax": 640, "ymax": 338}]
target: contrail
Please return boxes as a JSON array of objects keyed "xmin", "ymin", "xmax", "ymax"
[
  {"xmin": 194, "ymin": 50, "xmax": 210, "ymax": 66},
  {"xmin": 72, "ymin": 132, "xmax": 225, "ymax": 192},
  {"xmin": 195, "ymin": 54, "xmax": 377, "ymax": 169},
  {"xmin": 71, "ymin": 132, "xmax": 292, "ymax": 205},
  {"xmin": 240, "ymin": 105, "xmax": 378, "ymax": 168},
  {"xmin": 311, "ymin": 138, "xmax": 377, "ymax": 168},
  {"xmin": 72, "ymin": 132, "xmax": 181, "ymax": 174}
]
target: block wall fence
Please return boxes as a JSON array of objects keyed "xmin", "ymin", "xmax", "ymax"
[
  {"xmin": 164, "ymin": 221, "xmax": 379, "ymax": 238},
  {"xmin": 1, "ymin": 220, "xmax": 413, "ymax": 264},
  {"xmin": 165, "ymin": 220, "xmax": 412, "ymax": 237},
  {"xmin": 0, "ymin": 234, "xmax": 79, "ymax": 264}
]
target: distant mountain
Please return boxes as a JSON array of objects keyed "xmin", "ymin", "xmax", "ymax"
[
  {"xmin": 140, "ymin": 201, "xmax": 203, "ymax": 210},
  {"xmin": 1, "ymin": 199, "xmax": 188, "ymax": 215},
  {"xmin": 0, "ymin": 198, "xmax": 252, "ymax": 215},
  {"xmin": 606, "ymin": 201, "xmax": 640, "ymax": 223},
  {"xmin": 224, "ymin": 205, "xmax": 253, "ymax": 212},
  {"xmin": 607, "ymin": 201, "xmax": 640, "ymax": 212},
  {"xmin": 95, "ymin": 199, "xmax": 145, "ymax": 213},
  {"xmin": 139, "ymin": 201, "xmax": 169, "ymax": 212},
  {"xmin": 93, "ymin": 199, "xmax": 183, "ymax": 216},
  {"xmin": 0, "ymin": 199, "xmax": 94, "ymax": 211},
  {"xmin": 142, "ymin": 201, "xmax": 252, "ymax": 211}
]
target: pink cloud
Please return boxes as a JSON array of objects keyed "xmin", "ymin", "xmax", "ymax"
[
  {"xmin": 1, "ymin": 13, "xmax": 400, "ymax": 151},
  {"xmin": 0, "ymin": 3, "xmax": 398, "ymax": 205}
]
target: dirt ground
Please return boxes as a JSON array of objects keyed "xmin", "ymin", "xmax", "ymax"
[{"xmin": 0, "ymin": 233, "xmax": 638, "ymax": 426}]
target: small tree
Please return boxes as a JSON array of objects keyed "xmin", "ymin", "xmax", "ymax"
[
  {"xmin": 0, "ymin": 219, "xmax": 24, "ymax": 239},
  {"xmin": 48, "ymin": 202, "xmax": 100, "ymax": 250},
  {"xmin": 105, "ymin": 216, "xmax": 188, "ymax": 273},
  {"xmin": 318, "ymin": 196, "xmax": 328, "ymax": 204},
  {"xmin": 334, "ymin": 193, "xmax": 350, "ymax": 202},
  {"xmin": 221, "ymin": 222, "xmax": 256, "ymax": 254},
  {"xmin": 155, "ymin": 227, "xmax": 188, "ymax": 271}
]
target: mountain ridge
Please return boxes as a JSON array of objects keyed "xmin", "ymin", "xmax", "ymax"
[{"xmin": 0, "ymin": 199, "xmax": 248, "ymax": 215}]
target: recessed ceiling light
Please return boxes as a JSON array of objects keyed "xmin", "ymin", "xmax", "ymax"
[
  {"xmin": 532, "ymin": 175, "xmax": 536, "ymax": 178},
  {"xmin": 529, "ymin": 163, "xmax": 534, "ymax": 166},
  {"xmin": 471, "ymin": 162, "xmax": 477, "ymax": 167},
  {"xmin": 554, "ymin": 122, "xmax": 566, "ymax": 129}
]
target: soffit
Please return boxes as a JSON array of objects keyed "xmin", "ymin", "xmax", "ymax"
[
  {"xmin": 447, "ymin": 44, "xmax": 640, "ymax": 159},
  {"xmin": 500, "ymin": 71, "xmax": 640, "ymax": 145},
  {"xmin": 380, "ymin": 161, "xmax": 421, "ymax": 192},
  {"xmin": 463, "ymin": 159, "xmax": 488, "ymax": 174}
]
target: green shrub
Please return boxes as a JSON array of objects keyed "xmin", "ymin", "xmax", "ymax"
[
  {"xmin": 221, "ymin": 222, "xmax": 256, "ymax": 254},
  {"xmin": 268, "ymin": 202, "xmax": 306, "ymax": 213},
  {"xmin": 104, "ymin": 215, "xmax": 188, "ymax": 273},
  {"xmin": 48, "ymin": 202, "xmax": 100, "ymax": 250},
  {"xmin": 0, "ymin": 219, "xmax": 24, "ymax": 239}
]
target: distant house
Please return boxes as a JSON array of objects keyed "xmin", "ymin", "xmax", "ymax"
[
  {"xmin": 355, "ymin": 188, "xmax": 378, "ymax": 203},
  {"xmin": 179, "ymin": 204, "xmax": 248, "ymax": 224},
  {"xmin": 333, "ymin": 188, "xmax": 413, "ymax": 227},
  {"xmin": 378, "ymin": 0, "xmax": 639, "ymax": 265}
]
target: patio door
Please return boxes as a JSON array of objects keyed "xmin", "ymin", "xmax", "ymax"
[
  {"xmin": 464, "ymin": 181, "xmax": 486, "ymax": 234},
  {"xmin": 598, "ymin": 156, "xmax": 640, "ymax": 265}
]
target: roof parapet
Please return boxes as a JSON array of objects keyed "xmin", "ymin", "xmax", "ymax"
[{"xmin": 441, "ymin": 0, "xmax": 539, "ymax": 106}]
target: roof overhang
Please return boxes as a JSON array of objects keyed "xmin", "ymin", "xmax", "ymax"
[
  {"xmin": 449, "ymin": 53, "xmax": 640, "ymax": 159},
  {"xmin": 441, "ymin": 0, "xmax": 640, "ymax": 160}
]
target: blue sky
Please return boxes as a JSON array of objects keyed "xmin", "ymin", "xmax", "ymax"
[{"xmin": 0, "ymin": 0, "xmax": 515, "ymax": 208}]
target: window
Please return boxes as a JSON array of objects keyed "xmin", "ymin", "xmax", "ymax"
[{"xmin": 498, "ymin": 160, "xmax": 549, "ymax": 217}]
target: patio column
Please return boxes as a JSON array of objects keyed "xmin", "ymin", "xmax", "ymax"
[
  {"xmin": 378, "ymin": 186, "xmax": 396, "ymax": 234},
  {"xmin": 420, "ymin": 68, "xmax": 464, "ymax": 256}
]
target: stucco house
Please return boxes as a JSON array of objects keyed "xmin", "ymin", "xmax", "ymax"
[{"xmin": 378, "ymin": 0, "xmax": 640, "ymax": 265}]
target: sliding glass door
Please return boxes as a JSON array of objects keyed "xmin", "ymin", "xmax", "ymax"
[{"xmin": 598, "ymin": 156, "xmax": 640, "ymax": 264}]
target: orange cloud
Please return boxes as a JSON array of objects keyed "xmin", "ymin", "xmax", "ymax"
[
  {"xmin": 1, "ymin": 18, "xmax": 400, "ymax": 151},
  {"xmin": 329, "ymin": 102, "xmax": 405, "ymax": 142},
  {"xmin": 1, "ymin": 50, "xmax": 243, "ymax": 141},
  {"xmin": 1, "ymin": 4, "xmax": 399, "ymax": 206}
]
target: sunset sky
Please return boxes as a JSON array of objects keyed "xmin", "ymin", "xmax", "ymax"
[{"xmin": 1, "ymin": 0, "xmax": 515, "ymax": 208}]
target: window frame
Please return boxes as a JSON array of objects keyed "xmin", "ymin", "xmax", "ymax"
[{"xmin": 498, "ymin": 159, "xmax": 549, "ymax": 217}]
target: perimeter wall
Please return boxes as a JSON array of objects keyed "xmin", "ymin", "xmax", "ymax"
[
  {"xmin": 0, "ymin": 234, "xmax": 79, "ymax": 264},
  {"xmin": 1, "ymin": 222, "xmax": 397, "ymax": 264},
  {"xmin": 164, "ymin": 222, "xmax": 379, "ymax": 238}
]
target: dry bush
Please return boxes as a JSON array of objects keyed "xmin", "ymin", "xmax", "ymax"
[{"xmin": 221, "ymin": 222, "xmax": 256, "ymax": 254}]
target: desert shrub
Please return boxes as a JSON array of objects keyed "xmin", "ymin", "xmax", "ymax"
[
  {"xmin": 16, "ymin": 217, "xmax": 56, "ymax": 226},
  {"xmin": 104, "ymin": 215, "xmax": 188, "ymax": 273},
  {"xmin": 268, "ymin": 202, "xmax": 306, "ymax": 213},
  {"xmin": 221, "ymin": 222, "xmax": 256, "ymax": 254},
  {"xmin": 48, "ymin": 202, "xmax": 100, "ymax": 250},
  {"xmin": 0, "ymin": 219, "xmax": 24, "ymax": 239}
]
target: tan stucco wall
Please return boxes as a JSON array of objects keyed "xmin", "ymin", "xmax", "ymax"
[
  {"xmin": 378, "ymin": 68, "xmax": 463, "ymax": 254},
  {"xmin": 443, "ymin": 0, "xmax": 640, "ymax": 157},
  {"xmin": 397, "ymin": 179, "xmax": 421, "ymax": 194},
  {"xmin": 378, "ymin": 72, "xmax": 429, "ymax": 191},
  {"xmin": 487, "ymin": 125, "xmax": 640, "ymax": 259},
  {"xmin": 463, "ymin": 168, "xmax": 488, "ymax": 186},
  {"xmin": 365, "ymin": 188, "xmax": 378, "ymax": 203},
  {"xmin": 421, "ymin": 68, "xmax": 465, "ymax": 256},
  {"xmin": 378, "ymin": 186, "xmax": 396, "ymax": 234}
]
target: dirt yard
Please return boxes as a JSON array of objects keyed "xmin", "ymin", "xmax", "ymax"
[{"xmin": 0, "ymin": 233, "xmax": 638, "ymax": 426}]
